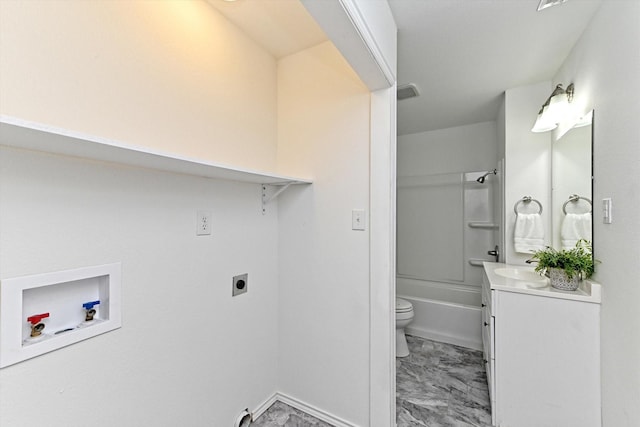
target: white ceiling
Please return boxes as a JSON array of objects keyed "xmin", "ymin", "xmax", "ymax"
[
  {"xmin": 206, "ymin": 0, "xmax": 602, "ymax": 135},
  {"xmin": 205, "ymin": 0, "xmax": 327, "ymax": 58},
  {"xmin": 389, "ymin": 0, "xmax": 602, "ymax": 135}
]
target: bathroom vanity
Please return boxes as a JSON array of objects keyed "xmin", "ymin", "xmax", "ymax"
[{"xmin": 482, "ymin": 262, "xmax": 601, "ymax": 427}]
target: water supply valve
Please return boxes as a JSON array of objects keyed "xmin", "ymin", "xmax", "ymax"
[
  {"xmin": 27, "ymin": 312, "xmax": 50, "ymax": 338},
  {"xmin": 82, "ymin": 300, "xmax": 100, "ymax": 322}
]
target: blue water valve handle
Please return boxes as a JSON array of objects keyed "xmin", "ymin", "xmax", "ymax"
[{"xmin": 82, "ymin": 300, "xmax": 100, "ymax": 310}]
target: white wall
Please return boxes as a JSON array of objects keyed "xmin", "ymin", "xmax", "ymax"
[
  {"xmin": 368, "ymin": 84, "xmax": 397, "ymax": 427},
  {"xmin": 496, "ymin": 99, "xmax": 506, "ymax": 162},
  {"xmin": 308, "ymin": 4, "xmax": 400, "ymax": 423},
  {"xmin": 277, "ymin": 41, "xmax": 371, "ymax": 426},
  {"xmin": 553, "ymin": 2, "xmax": 640, "ymax": 425},
  {"xmin": 0, "ymin": 1, "xmax": 281, "ymax": 425},
  {"xmin": 398, "ymin": 121, "xmax": 498, "ymax": 176},
  {"xmin": 0, "ymin": 0, "xmax": 278, "ymax": 171},
  {"xmin": 0, "ymin": 147, "xmax": 280, "ymax": 426},
  {"xmin": 503, "ymin": 82, "xmax": 552, "ymax": 264},
  {"xmin": 1, "ymin": 1, "xmax": 398, "ymax": 426},
  {"xmin": 496, "ymin": 99, "xmax": 506, "ymax": 259}
]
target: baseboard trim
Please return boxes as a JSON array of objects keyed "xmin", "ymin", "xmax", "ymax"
[
  {"xmin": 252, "ymin": 392, "xmax": 358, "ymax": 427},
  {"xmin": 405, "ymin": 325, "xmax": 482, "ymax": 351},
  {"xmin": 252, "ymin": 393, "xmax": 279, "ymax": 421}
]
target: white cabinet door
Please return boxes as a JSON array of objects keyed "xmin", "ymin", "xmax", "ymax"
[{"xmin": 493, "ymin": 290, "xmax": 601, "ymax": 427}]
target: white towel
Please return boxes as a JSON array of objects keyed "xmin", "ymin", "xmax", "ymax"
[
  {"xmin": 561, "ymin": 213, "xmax": 592, "ymax": 250},
  {"xmin": 514, "ymin": 213, "xmax": 545, "ymax": 254}
]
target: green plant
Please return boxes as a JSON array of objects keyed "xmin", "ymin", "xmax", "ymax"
[{"xmin": 531, "ymin": 239, "xmax": 596, "ymax": 280}]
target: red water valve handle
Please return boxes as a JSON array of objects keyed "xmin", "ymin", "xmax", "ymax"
[{"xmin": 27, "ymin": 313, "xmax": 50, "ymax": 325}]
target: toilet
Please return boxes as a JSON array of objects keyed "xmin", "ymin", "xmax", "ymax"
[{"xmin": 395, "ymin": 298, "xmax": 414, "ymax": 358}]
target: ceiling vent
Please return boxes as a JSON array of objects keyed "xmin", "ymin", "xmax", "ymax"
[
  {"xmin": 537, "ymin": 0, "xmax": 569, "ymax": 11},
  {"xmin": 397, "ymin": 83, "xmax": 420, "ymax": 101}
]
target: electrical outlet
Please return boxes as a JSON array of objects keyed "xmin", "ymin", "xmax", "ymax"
[
  {"xmin": 196, "ymin": 210, "xmax": 212, "ymax": 236},
  {"xmin": 232, "ymin": 273, "xmax": 248, "ymax": 297}
]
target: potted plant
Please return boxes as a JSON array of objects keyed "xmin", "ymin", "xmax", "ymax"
[{"xmin": 530, "ymin": 240, "xmax": 596, "ymax": 291}]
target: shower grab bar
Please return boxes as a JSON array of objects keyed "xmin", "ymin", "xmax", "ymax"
[
  {"xmin": 514, "ymin": 196, "xmax": 543, "ymax": 215},
  {"xmin": 468, "ymin": 222, "xmax": 498, "ymax": 229},
  {"xmin": 562, "ymin": 194, "xmax": 592, "ymax": 214}
]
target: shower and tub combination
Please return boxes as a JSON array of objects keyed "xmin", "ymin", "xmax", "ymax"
[{"xmin": 395, "ymin": 168, "xmax": 500, "ymax": 353}]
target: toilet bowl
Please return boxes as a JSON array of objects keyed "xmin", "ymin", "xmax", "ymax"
[{"xmin": 396, "ymin": 298, "xmax": 414, "ymax": 358}]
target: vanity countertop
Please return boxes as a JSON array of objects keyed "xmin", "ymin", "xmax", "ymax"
[{"xmin": 483, "ymin": 262, "xmax": 601, "ymax": 304}]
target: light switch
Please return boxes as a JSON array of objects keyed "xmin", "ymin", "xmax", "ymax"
[
  {"xmin": 602, "ymin": 198, "xmax": 612, "ymax": 224},
  {"xmin": 352, "ymin": 209, "xmax": 366, "ymax": 231}
]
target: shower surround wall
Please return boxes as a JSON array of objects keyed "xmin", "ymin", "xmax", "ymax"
[
  {"xmin": 397, "ymin": 172, "xmax": 496, "ymax": 286},
  {"xmin": 397, "ymin": 122, "xmax": 498, "ymax": 349}
]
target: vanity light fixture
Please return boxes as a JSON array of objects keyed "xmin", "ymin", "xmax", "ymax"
[
  {"xmin": 531, "ymin": 101, "xmax": 558, "ymax": 133},
  {"xmin": 573, "ymin": 110, "xmax": 593, "ymax": 128},
  {"xmin": 531, "ymin": 83, "xmax": 575, "ymax": 133},
  {"xmin": 546, "ymin": 83, "xmax": 574, "ymax": 121}
]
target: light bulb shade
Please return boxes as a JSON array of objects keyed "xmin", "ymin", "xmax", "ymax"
[
  {"xmin": 573, "ymin": 110, "xmax": 593, "ymax": 128},
  {"xmin": 543, "ymin": 84, "xmax": 570, "ymax": 124},
  {"xmin": 545, "ymin": 93, "xmax": 568, "ymax": 122},
  {"xmin": 530, "ymin": 83, "xmax": 576, "ymax": 133},
  {"xmin": 531, "ymin": 106, "xmax": 557, "ymax": 132}
]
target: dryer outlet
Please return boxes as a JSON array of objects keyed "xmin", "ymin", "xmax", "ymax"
[{"xmin": 232, "ymin": 274, "xmax": 248, "ymax": 297}]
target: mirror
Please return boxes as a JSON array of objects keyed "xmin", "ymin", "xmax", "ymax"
[{"xmin": 551, "ymin": 111, "xmax": 594, "ymax": 250}]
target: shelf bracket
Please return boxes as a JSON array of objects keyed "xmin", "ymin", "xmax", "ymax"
[{"xmin": 262, "ymin": 182, "xmax": 294, "ymax": 215}]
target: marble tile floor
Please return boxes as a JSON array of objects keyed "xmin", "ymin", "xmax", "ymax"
[
  {"xmin": 396, "ymin": 335, "xmax": 492, "ymax": 427},
  {"xmin": 251, "ymin": 401, "xmax": 334, "ymax": 427},
  {"xmin": 252, "ymin": 335, "xmax": 491, "ymax": 427}
]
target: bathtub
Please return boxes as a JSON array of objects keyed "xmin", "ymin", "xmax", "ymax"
[{"xmin": 397, "ymin": 277, "xmax": 482, "ymax": 350}]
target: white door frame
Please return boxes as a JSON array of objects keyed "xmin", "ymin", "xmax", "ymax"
[{"xmin": 301, "ymin": 1, "xmax": 398, "ymax": 425}]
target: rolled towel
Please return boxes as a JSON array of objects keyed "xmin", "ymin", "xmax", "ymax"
[
  {"xmin": 514, "ymin": 213, "xmax": 545, "ymax": 254},
  {"xmin": 561, "ymin": 212, "xmax": 592, "ymax": 250}
]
